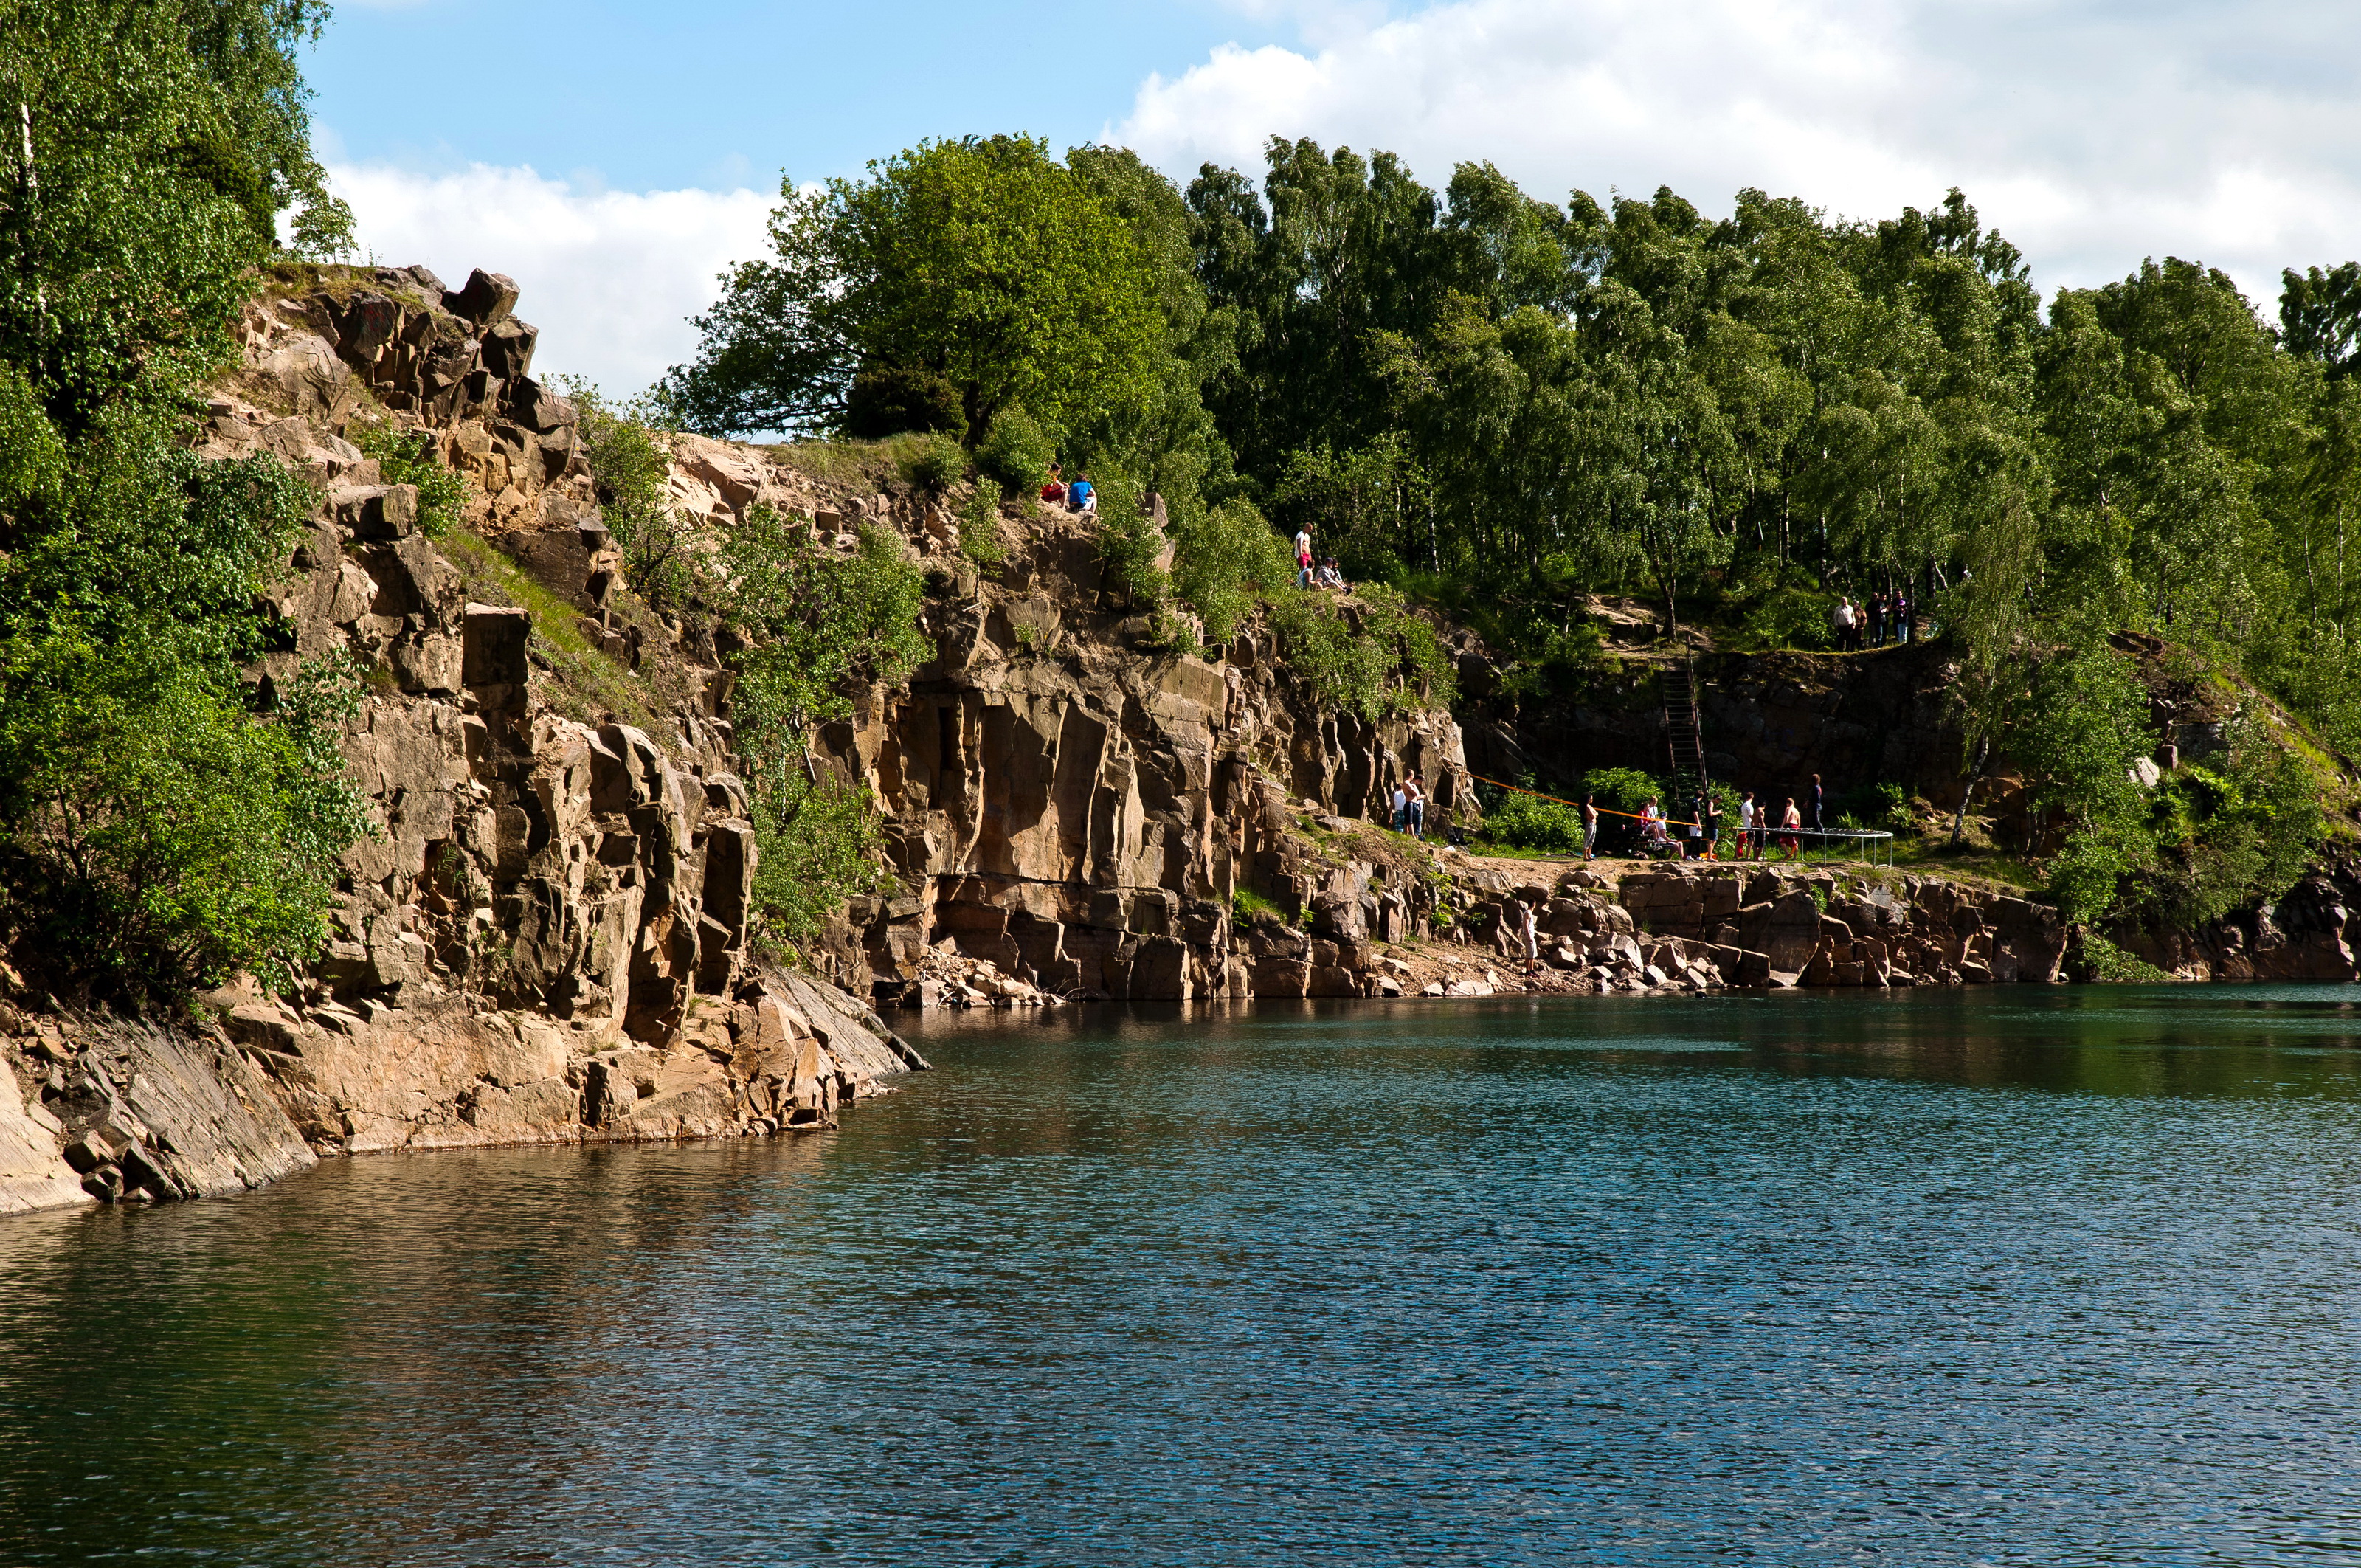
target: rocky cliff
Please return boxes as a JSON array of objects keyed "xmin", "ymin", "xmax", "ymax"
[
  {"xmin": 7, "ymin": 260, "xmax": 2337, "ymax": 1218},
  {"xmin": 1, "ymin": 264, "xmax": 924, "ymax": 1215}
]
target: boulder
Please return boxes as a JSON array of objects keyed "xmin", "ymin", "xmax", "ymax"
[{"xmin": 443, "ymin": 268, "xmax": 520, "ymax": 328}]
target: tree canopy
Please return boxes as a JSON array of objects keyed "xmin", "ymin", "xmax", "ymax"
[{"xmin": 0, "ymin": 0, "xmax": 364, "ymax": 1000}]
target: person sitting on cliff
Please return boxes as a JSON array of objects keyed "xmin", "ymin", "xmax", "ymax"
[
  {"xmin": 1069, "ymin": 472, "xmax": 1097, "ymax": 514},
  {"xmin": 1640, "ymin": 798, "xmax": 1667, "ymax": 852},
  {"xmin": 1317, "ymin": 558, "xmax": 1347, "ymax": 590},
  {"xmin": 1040, "ymin": 463, "xmax": 1066, "ymax": 507}
]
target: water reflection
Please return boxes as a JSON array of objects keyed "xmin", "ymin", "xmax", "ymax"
[{"xmin": 4, "ymin": 987, "xmax": 2361, "ymax": 1564}]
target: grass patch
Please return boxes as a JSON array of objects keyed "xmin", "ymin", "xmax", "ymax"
[
  {"xmin": 764, "ymin": 438, "xmax": 898, "ymax": 490},
  {"xmin": 1231, "ymin": 886, "xmax": 1282, "ymax": 926},
  {"xmin": 441, "ymin": 532, "xmax": 664, "ymax": 733}
]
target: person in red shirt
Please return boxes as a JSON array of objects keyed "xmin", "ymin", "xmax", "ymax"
[{"xmin": 1040, "ymin": 463, "xmax": 1066, "ymax": 506}]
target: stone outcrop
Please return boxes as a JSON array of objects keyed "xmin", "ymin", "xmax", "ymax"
[
  {"xmin": 1614, "ymin": 866, "xmax": 2070, "ymax": 987},
  {"xmin": 0, "ymin": 264, "xmax": 927, "ymax": 1215}
]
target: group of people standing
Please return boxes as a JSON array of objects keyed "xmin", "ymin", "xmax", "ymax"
[
  {"xmin": 1573, "ymin": 773, "xmax": 1832, "ymax": 863},
  {"xmin": 1831, "ymin": 591, "xmax": 1911, "ymax": 652},
  {"xmin": 1389, "ymin": 777, "xmax": 1429, "ymax": 839}
]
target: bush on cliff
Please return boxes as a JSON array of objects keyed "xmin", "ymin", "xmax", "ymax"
[
  {"xmin": 0, "ymin": 6, "xmax": 369, "ymax": 1000},
  {"xmin": 562, "ymin": 381, "xmax": 701, "ymax": 609},
  {"xmin": 976, "ymin": 407, "xmax": 1054, "ymax": 497},
  {"xmin": 711, "ymin": 511, "xmax": 930, "ymax": 943},
  {"xmin": 350, "ymin": 421, "xmax": 473, "ymax": 539},
  {"xmin": 1170, "ymin": 497, "xmax": 1294, "ymax": 644},
  {"xmin": 1265, "ymin": 585, "xmax": 1456, "ymax": 722}
]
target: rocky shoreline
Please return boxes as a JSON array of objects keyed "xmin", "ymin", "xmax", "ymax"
[{"xmin": 5, "ymin": 257, "xmax": 2355, "ymax": 1218}]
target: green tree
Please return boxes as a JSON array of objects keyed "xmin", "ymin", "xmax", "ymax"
[{"xmin": 666, "ymin": 135, "xmax": 1165, "ymax": 442}]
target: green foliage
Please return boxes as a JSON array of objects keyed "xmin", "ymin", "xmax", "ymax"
[
  {"xmin": 1270, "ymin": 435, "xmax": 1432, "ymax": 584},
  {"xmin": 1836, "ymin": 781, "xmax": 1913, "ymax": 834},
  {"xmin": 844, "ymin": 362, "xmax": 967, "ymax": 440},
  {"xmin": 0, "ymin": 649, "xmax": 371, "ymax": 1001},
  {"xmin": 958, "ymin": 485, "xmax": 1007, "ymax": 566},
  {"xmin": 1093, "ymin": 473, "xmax": 1171, "ymax": 609},
  {"xmin": 1479, "ymin": 789, "xmax": 1584, "ymax": 854},
  {"xmin": 891, "ymin": 429, "xmax": 966, "ymax": 493},
  {"xmin": 1580, "ymin": 768, "xmax": 1667, "ymax": 815},
  {"xmin": 349, "ymin": 421, "xmax": 472, "ymax": 539},
  {"xmin": 975, "ymin": 405, "xmax": 1054, "ymax": 497},
  {"xmin": 749, "ymin": 770, "xmax": 889, "ymax": 944},
  {"xmin": 0, "ymin": 407, "xmax": 368, "ymax": 1000},
  {"xmin": 1171, "ymin": 497, "xmax": 1293, "ymax": 644},
  {"xmin": 711, "ymin": 511, "xmax": 929, "ymax": 939},
  {"xmin": 2075, "ymin": 932, "xmax": 2171, "ymax": 983},
  {"xmin": 1264, "ymin": 584, "xmax": 1454, "ymax": 722},
  {"xmin": 666, "ymin": 135, "xmax": 1165, "ymax": 441},
  {"xmin": 556, "ymin": 379, "xmax": 700, "ymax": 608},
  {"xmin": 1231, "ymin": 886, "xmax": 1281, "ymax": 926}
]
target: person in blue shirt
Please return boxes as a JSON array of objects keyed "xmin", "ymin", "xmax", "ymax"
[{"xmin": 1068, "ymin": 473, "xmax": 1095, "ymax": 513}]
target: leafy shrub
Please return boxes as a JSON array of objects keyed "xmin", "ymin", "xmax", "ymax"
[
  {"xmin": 556, "ymin": 379, "xmax": 699, "ymax": 607},
  {"xmin": 2074, "ymin": 932, "xmax": 2169, "ymax": 983},
  {"xmin": 710, "ymin": 511, "xmax": 930, "ymax": 942},
  {"xmin": 1265, "ymin": 584, "xmax": 1456, "ymax": 721},
  {"xmin": 976, "ymin": 406, "xmax": 1054, "ymax": 497},
  {"xmin": 1093, "ymin": 473, "xmax": 1170, "ymax": 607},
  {"xmin": 1231, "ymin": 886, "xmax": 1282, "ymax": 926},
  {"xmin": 891, "ymin": 429, "xmax": 966, "ymax": 493},
  {"xmin": 959, "ymin": 485, "xmax": 1007, "ymax": 565},
  {"xmin": 0, "ymin": 642, "xmax": 372, "ymax": 1001},
  {"xmin": 844, "ymin": 363, "xmax": 967, "ymax": 441},
  {"xmin": 1481, "ymin": 789, "xmax": 1584, "ymax": 854},
  {"xmin": 1172, "ymin": 497, "xmax": 1295, "ymax": 645},
  {"xmin": 750, "ymin": 770, "xmax": 890, "ymax": 944},
  {"xmin": 350, "ymin": 421, "xmax": 473, "ymax": 538},
  {"xmin": 1580, "ymin": 767, "xmax": 1666, "ymax": 815}
]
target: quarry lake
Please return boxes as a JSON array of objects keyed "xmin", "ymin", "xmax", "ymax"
[{"xmin": 11, "ymin": 990, "xmax": 2361, "ymax": 1564}]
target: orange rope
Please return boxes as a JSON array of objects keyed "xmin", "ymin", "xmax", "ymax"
[{"xmin": 1468, "ymin": 773, "xmax": 1700, "ymax": 826}]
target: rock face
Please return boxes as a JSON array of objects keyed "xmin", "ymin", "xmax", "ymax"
[
  {"xmin": 8, "ymin": 259, "xmax": 2335, "ymax": 1218},
  {"xmin": 823, "ymin": 511, "xmax": 1476, "ymax": 1002},
  {"xmin": 1615, "ymin": 866, "xmax": 2070, "ymax": 987},
  {"xmin": 0, "ymin": 265, "xmax": 927, "ymax": 1215}
]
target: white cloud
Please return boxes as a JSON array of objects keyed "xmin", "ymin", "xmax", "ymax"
[
  {"xmin": 328, "ymin": 162, "xmax": 777, "ymax": 398},
  {"xmin": 1118, "ymin": 0, "xmax": 2361, "ymax": 308}
]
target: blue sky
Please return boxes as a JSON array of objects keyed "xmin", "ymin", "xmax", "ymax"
[
  {"xmin": 308, "ymin": 1, "xmax": 2361, "ymax": 401},
  {"xmin": 310, "ymin": 0, "xmax": 1285, "ymax": 195}
]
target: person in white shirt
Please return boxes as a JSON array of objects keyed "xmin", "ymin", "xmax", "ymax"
[
  {"xmin": 1833, "ymin": 596, "xmax": 1856, "ymax": 652},
  {"xmin": 1391, "ymin": 782, "xmax": 1408, "ymax": 832},
  {"xmin": 1738, "ymin": 792, "xmax": 1757, "ymax": 861}
]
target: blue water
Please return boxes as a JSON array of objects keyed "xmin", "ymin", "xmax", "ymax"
[{"xmin": 9, "ymin": 987, "xmax": 2361, "ymax": 1564}]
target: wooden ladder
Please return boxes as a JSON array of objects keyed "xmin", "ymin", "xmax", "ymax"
[{"xmin": 1662, "ymin": 655, "xmax": 1711, "ymax": 823}]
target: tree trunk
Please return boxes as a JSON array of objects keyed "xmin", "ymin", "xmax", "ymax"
[{"xmin": 1950, "ymin": 736, "xmax": 1990, "ymax": 849}]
